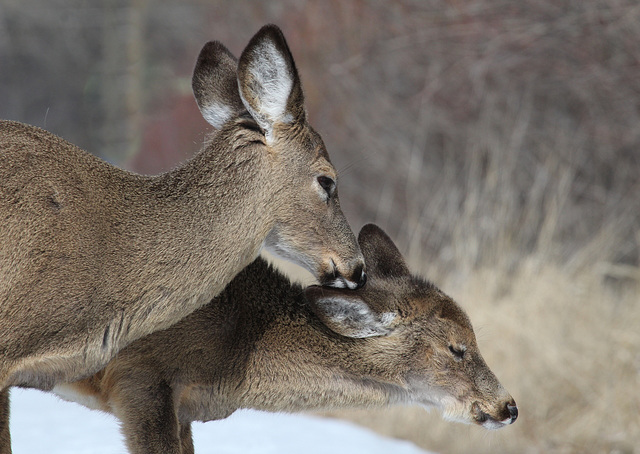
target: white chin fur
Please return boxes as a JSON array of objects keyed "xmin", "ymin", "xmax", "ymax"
[
  {"xmin": 261, "ymin": 234, "xmax": 316, "ymax": 276},
  {"xmin": 482, "ymin": 418, "xmax": 510, "ymax": 430},
  {"xmin": 324, "ymin": 277, "xmax": 359, "ymax": 290},
  {"xmin": 344, "ymin": 278, "xmax": 359, "ymax": 290},
  {"xmin": 324, "ymin": 278, "xmax": 346, "ymax": 289}
]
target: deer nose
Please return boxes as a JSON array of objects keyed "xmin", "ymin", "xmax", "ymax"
[
  {"xmin": 506, "ymin": 402, "xmax": 518, "ymax": 423},
  {"xmin": 351, "ymin": 264, "xmax": 367, "ymax": 289},
  {"xmin": 322, "ymin": 260, "xmax": 366, "ymax": 289}
]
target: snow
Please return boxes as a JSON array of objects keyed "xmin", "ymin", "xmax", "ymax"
[{"xmin": 9, "ymin": 388, "xmax": 432, "ymax": 454}]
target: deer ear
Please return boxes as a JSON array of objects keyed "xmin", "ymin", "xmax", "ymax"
[
  {"xmin": 357, "ymin": 224, "xmax": 410, "ymax": 279},
  {"xmin": 304, "ymin": 286, "xmax": 396, "ymax": 339},
  {"xmin": 192, "ymin": 41, "xmax": 244, "ymax": 129},
  {"xmin": 237, "ymin": 24, "xmax": 305, "ymax": 144}
]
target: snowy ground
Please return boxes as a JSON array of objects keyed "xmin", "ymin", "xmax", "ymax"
[{"xmin": 10, "ymin": 388, "xmax": 431, "ymax": 453}]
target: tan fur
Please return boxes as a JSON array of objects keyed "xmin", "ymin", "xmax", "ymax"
[
  {"xmin": 41, "ymin": 225, "xmax": 517, "ymax": 454},
  {"xmin": 0, "ymin": 23, "xmax": 364, "ymax": 410}
]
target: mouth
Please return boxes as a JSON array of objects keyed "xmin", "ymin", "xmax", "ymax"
[
  {"xmin": 320, "ymin": 259, "xmax": 366, "ymax": 290},
  {"xmin": 320, "ymin": 275, "xmax": 359, "ymax": 289},
  {"xmin": 475, "ymin": 414, "xmax": 515, "ymax": 430},
  {"xmin": 472, "ymin": 402, "xmax": 518, "ymax": 430}
]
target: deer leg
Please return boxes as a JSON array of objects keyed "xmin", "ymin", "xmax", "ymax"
[
  {"xmin": 0, "ymin": 389, "xmax": 10, "ymax": 454},
  {"xmin": 178, "ymin": 422, "xmax": 194, "ymax": 454},
  {"xmin": 111, "ymin": 374, "xmax": 181, "ymax": 454}
]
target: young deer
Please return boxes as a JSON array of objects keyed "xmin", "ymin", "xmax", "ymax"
[
  {"xmin": 47, "ymin": 224, "xmax": 517, "ymax": 454},
  {"xmin": 0, "ymin": 23, "xmax": 365, "ymax": 443}
]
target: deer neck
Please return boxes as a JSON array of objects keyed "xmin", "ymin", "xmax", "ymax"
[
  {"xmin": 118, "ymin": 138, "xmax": 276, "ymax": 342},
  {"xmin": 230, "ymin": 262, "xmax": 409, "ymax": 413}
]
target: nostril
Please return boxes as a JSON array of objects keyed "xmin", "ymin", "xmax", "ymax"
[
  {"xmin": 507, "ymin": 403, "xmax": 518, "ymax": 422},
  {"xmin": 351, "ymin": 264, "xmax": 366, "ymax": 289}
]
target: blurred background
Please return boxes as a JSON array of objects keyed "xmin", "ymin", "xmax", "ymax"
[{"xmin": 1, "ymin": 1, "xmax": 639, "ymax": 452}]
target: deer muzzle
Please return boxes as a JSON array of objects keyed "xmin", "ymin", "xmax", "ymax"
[
  {"xmin": 321, "ymin": 259, "xmax": 367, "ymax": 290},
  {"xmin": 472, "ymin": 399, "xmax": 518, "ymax": 429}
]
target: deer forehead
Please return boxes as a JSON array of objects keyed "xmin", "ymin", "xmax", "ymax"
[
  {"xmin": 286, "ymin": 152, "xmax": 336, "ymax": 181},
  {"xmin": 311, "ymin": 158, "xmax": 337, "ymax": 178},
  {"xmin": 271, "ymin": 124, "xmax": 334, "ymax": 168},
  {"xmin": 394, "ymin": 295, "xmax": 476, "ymax": 347},
  {"xmin": 431, "ymin": 324, "xmax": 477, "ymax": 354},
  {"xmin": 268, "ymin": 155, "xmax": 335, "ymax": 184}
]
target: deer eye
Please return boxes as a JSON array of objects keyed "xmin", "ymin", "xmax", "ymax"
[
  {"xmin": 449, "ymin": 345, "xmax": 466, "ymax": 361},
  {"xmin": 317, "ymin": 176, "xmax": 335, "ymax": 199}
]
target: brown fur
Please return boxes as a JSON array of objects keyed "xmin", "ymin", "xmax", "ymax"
[
  {"xmin": 0, "ymin": 391, "xmax": 8, "ymax": 454},
  {"xmin": 0, "ymin": 23, "xmax": 365, "ymax": 425},
  {"xmin": 44, "ymin": 225, "xmax": 517, "ymax": 453}
]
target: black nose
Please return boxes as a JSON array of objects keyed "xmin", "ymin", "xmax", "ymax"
[
  {"xmin": 352, "ymin": 265, "xmax": 366, "ymax": 289},
  {"xmin": 321, "ymin": 262, "xmax": 367, "ymax": 289},
  {"xmin": 507, "ymin": 403, "xmax": 518, "ymax": 423}
]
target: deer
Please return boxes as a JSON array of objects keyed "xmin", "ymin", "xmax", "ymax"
[
  {"xmin": 38, "ymin": 224, "xmax": 518, "ymax": 454},
  {"xmin": 0, "ymin": 24, "xmax": 367, "ymax": 450}
]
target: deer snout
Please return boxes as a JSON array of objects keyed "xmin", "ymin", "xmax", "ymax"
[
  {"xmin": 472, "ymin": 398, "xmax": 518, "ymax": 429},
  {"xmin": 321, "ymin": 258, "xmax": 367, "ymax": 289},
  {"xmin": 350, "ymin": 263, "xmax": 367, "ymax": 289}
]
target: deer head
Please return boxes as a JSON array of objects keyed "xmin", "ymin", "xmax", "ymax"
[
  {"xmin": 305, "ymin": 224, "xmax": 517, "ymax": 428},
  {"xmin": 192, "ymin": 25, "xmax": 366, "ymax": 289}
]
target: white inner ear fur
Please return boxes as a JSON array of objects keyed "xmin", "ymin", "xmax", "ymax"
[
  {"xmin": 321, "ymin": 296, "xmax": 395, "ymax": 338},
  {"xmin": 201, "ymin": 102, "xmax": 234, "ymax": 129},
  {"xmin": 239, "ymin": 41, "xmax": 293, "ymax": 144}
]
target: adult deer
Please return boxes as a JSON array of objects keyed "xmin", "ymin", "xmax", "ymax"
[
  {"xmin": 0, "ymin": 24, "xmax": 365, "ymax": 447},
  {"xmin": 46, "ymin": 225, "xmax": 517, "ymax": 454}
]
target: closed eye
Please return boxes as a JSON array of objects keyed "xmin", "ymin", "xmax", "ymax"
[
  {"xmin": 317, "ymin": 176, "xmax": 335, "ymax": 200},
  {"xmin": 449, "ymin": 345, "xmax": 466, "ymax": 361}
]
